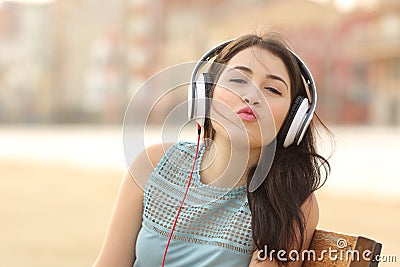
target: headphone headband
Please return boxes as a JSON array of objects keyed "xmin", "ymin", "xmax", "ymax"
[
  {"xmin": 288, "ymin": 49, "xmax": 317, "ymax": 144},
  {"xmin": 188, "ymin": 39, "xmax": 317, "ymax": 147}
]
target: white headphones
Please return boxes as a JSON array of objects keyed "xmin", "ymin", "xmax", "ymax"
[{"xmin": 188, "ymin": 40, "xmax": 317, "ymax": 148}]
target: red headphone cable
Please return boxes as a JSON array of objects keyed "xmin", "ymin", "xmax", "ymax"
[{"xmin": 161, "ymin": 124, "xmax": 202, "ymax": 267}]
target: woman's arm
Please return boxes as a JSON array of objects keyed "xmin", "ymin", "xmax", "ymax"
[
  {"xmin": 249, "ymin": 193, "xmax": 319, "ymax": 267},
  {"xmin": 93, "ymin": 143, "xmax": 172, "ymax": 267}
]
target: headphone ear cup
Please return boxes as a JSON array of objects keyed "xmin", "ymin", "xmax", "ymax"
[
  {"xmin": 282, "ymin": 96, "xmax": 309, "ymax": 148},
  {"xmin": 188, "ymin": 73, "xmax": 213, "ymax": 127}
]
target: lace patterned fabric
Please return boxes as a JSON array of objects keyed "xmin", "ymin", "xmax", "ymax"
[{"xmin": 134, "ymin": 141, "xmax": 254, "ymax": 267}]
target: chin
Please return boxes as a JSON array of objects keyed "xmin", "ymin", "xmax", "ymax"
[{"xmin": 227, "ymin": 131, "xmax": 261, "ymax": 149}]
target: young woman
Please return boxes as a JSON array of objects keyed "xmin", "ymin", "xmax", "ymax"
[{"xmin": 94, "ymin": 32, "xmax": 331, "ymax": 267}]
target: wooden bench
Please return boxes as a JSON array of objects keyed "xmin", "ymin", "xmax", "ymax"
[{"xmin": 303, "ymin": 229, "xmax": 382, "ymax": 267}]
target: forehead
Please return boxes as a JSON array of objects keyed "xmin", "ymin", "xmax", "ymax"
[{"xmin": 226, "ymin": 47, "xmax": 289, "ymax": 81}]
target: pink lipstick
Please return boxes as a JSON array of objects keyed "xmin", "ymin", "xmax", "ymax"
[{"xmin": 237, "ymin": 107, "xmax": 257, "ymax": 122}]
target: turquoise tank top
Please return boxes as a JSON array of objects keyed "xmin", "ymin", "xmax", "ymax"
[{"xmin": 133, "ymin": 141, "xmax": 254, "ymax": 267}]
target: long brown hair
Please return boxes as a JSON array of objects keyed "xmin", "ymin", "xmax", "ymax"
[{"xmin": 203, "ymin": 32, "xmax": 331, "ymax": 265}]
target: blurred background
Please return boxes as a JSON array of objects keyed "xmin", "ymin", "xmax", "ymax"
[{"xmin": 0, "ymin": 0, "xmax": 399, "ymax": 266}]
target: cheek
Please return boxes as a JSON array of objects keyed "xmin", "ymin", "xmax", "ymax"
[
  {"xmin": 269, "ymin": 99, "xmax": 291, "ymax": 132},
  {"xmin": 211, "ymin": 86, "xmax": 241, "ymax": 110}
]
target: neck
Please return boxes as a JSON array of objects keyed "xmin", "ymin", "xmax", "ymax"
[{"xmin": 200, "ymin": 132, "xmax": 261, "ymax": 188}]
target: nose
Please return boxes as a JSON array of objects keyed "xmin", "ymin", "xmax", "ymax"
[
  {"xmin": 243, "ymin": 97, "xmax": 260, "ymax": 105},
  {"xmin": 240, "ymin": 81, "xmax": 263, "ymax": 105}
]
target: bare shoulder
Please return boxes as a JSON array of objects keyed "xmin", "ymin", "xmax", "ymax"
[
  {"xmin": 129, "ymin": 143, "xmax": 174, "ymax": 189},
  {"xmin": 301, "ymin": 192, "xmax": 319, "ymax": 224},
  {"xmin": 301, "ymin": 192, "xmax": 319, "ymax": 249},
  {"xmin": 93, "ymin": 142, "xmax": 174, "ymax": 266}
]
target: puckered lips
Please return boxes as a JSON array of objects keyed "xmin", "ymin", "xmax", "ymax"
[{"xmin": 237, "ymin": 106, "xmax": 257, "ymax": 122}]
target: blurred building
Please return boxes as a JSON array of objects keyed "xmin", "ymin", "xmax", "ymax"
[
  {"xmin": 0, "ymin": 2, "xmax": 52, "ymax": 123},
  {"xmin": 0, "ymin": 0, "xmax": 398, "ymax": 125},
  {"xmin": 0, "ymin": 0, "xmax": 128, "ymax": 123},
  {"xmin": 50, "ymin": 0, "xmax": 127, "ymax": 123},
  {"xmin": 341, "ymin": 0, "xmax": 400, "ymax": 125}
]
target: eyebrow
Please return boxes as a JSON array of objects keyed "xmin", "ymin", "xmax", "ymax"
[{"xmin": 229, "ymin": 65, "xmax": 288, "ymax": 90}]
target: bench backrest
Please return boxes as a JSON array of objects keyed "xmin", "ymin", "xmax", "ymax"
[{"xmin": 303, "ymin": 229, "xmax": 382, "ymax": 267}]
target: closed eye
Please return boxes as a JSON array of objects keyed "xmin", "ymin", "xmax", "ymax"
[
  {"xmin": 229, "ymin": 78, "xmax": 248, "ymax": 84},
  {"xmin": 264, "ymin": 87, "xmax": 282, "ymax": 95}
]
